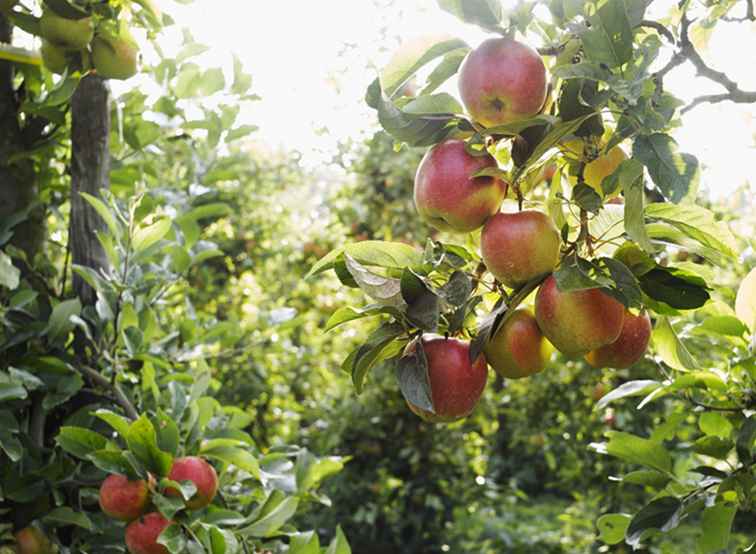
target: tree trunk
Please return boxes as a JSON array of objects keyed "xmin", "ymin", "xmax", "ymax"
[
  {"xmin": 0, "ymin": 14, "xmax": 41, "ymax": 259},
  {"xmin": 70, "ymin": 75, "xmax": 110, "ymax": 306}
]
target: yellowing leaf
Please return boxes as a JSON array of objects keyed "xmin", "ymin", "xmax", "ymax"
[{"xmin": 735, "ymin": 268, "xmax": 756, "ymax": 331}]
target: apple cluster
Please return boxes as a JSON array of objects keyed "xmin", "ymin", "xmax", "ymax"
[
  {"xmin": 31, "ymin": 6, "xmax": 140, "ymax": 80},
  {"xmin": 404, "ymin": 38, "xmax": 651, "ymax": 422},
  {"xmin": 97, "ymin": 456, "xmax": 218, "ymax": 554}
]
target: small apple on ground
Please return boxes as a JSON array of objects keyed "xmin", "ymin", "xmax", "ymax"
[
  {"xmin": 125, "ymin": 513, "xmax": 172, "ymax": 554},
  {"xmin": 403, "ymin": 336, "xmax": 487, "ymax": 422},
  {"xmin": 165, "ymin": 456, "xmax": 218, "ymax": 509},
  {"xmin": 585, "ymin": 310, "xmax": 651, "ymax": 369},
  {"xmin": 458, "ymin": 37, "xmax": 547, "ymax": 127},
  {"xmin": 39, "ymin": 11, "xmax": 93, "ymax": 51},
  {"xmin": 535, "ymin": 275, "xmax": 625, "ymax": 355},
  {"xmin": 92, "ymin": 26, "xmax": 139, "ymax": 80},
  {"xmin": 481, "ymin": 210, "xmax": 560, "ymax": 288},
  {"xmin": 13, "ymin": 527, "xmax": 54, "ymax": 554},
  {"xmin": 414, "ymin": 139, "xmax": 507, "ymax": 233},
  {"xmin": 485, "ymin": 309, "xmax": 552, "ymax": 379},
  {"xmin": 99, "ymin": 474, "xmax": 151, "ymax": 522}
]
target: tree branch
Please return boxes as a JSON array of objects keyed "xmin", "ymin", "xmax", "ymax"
[
  {"xmin": 77, "ymin": 365, "xmax": 139, "ymax": 420},
  {"xmin": 639, "ymin": 20, "xmax": 676, "ymax": 44}
]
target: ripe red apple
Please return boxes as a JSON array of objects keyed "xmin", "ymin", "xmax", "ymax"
[
  {"xmin": 480, "ymin": 211, "xmax": 561, "ymax": 288},
  {"xmin": 534, "ymin": 275, "xmax": 625, "ymax": 355},
  {"xmin": 13, "ymin": 527, "xmax": 54, "ymax": 554},
  {"xmin": 414, "ymin": 140, "xmax": 507, "ymax": 233},
  {"xmin": 403, "ymin": 336, "xmax": 487, "ymax": 422},
  {"xmin": 125, "ymin": 513, "xmax": 172, "ymax": 554},
  {"xmin": 484, "ymin": 309, "xmax": 553, "ymax": 379},
  {"xmin": 98, "ymin": 474, "xmax": 151, "ymax": 522},
  {"xmin": 458, "ymin": 37, "xmax": 547, "ymax": 127},
  {"xmin": 585, "ymin": 310, "xmax": 651, "ymax": 369},
  {"xmin": 165, "ymin": 456, "xmax": 218, "ymax": 509}
]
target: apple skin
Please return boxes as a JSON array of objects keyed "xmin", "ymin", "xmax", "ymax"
[
  {"xmin": 484, "ymin": 309, "xmax": 553, "ymax": 379},
  {"xmin": 535, "ymin": 275, "xmax": 625, "ymax": 356},
  {"xmin": 165, "ymin": 456, "xmax": 218, "ymax": 510},
  {"xmin": 458, "ymin": 37, "xmax": 547, "ymax": 127},
  {"xmin": 583, "ymin": 146, "xmax": 627, "ymax": 196},
  {"xmin": 403, "ymin": 336, "xmax": 487, "ymax": 422},
  {"xmin": 125, "ymin": 513, "xmax": 172, "ymax": 554},
  {"xmin": 13, "ymin": 527, "xmax": 55, "ymax": 554},
  {"xmin": 40, "ymin": 41, "xmax": 68, "ymax": 75},
  {"xmin": 481, "ymin": 211, "xmax": 561, "ymax": 288},
  {"xmin": 414, "ymin": 140, "xmax": 507, "ymax": 233},
  {"xmin": 91, "ymin": 28, "xmax": 139, "ymax": 81},
  {"xmin": 98, "ymin": 474, "xmax": 151, "ymax": 522},
  {"xmin": 585, "ymin": 310, "xmax": 651, "ymax": 369},
  {"xmin": 40, "ymin": 11, "xmax": 93, "ymax": 51}
]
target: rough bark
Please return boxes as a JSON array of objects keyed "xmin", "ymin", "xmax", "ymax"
[
  {"xmin": 0, "ymin": 13, "xmax": 42, "ymax": 259},
  {"xmin": 70, "ymin": 75, "xmax": 110, "ymax": 306}
]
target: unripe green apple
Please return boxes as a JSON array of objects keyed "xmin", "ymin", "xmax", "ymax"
[
  {"xmin": 485, "ymin": 309, "xmax": 553, "ymax": 379},
  {"xmin": 535, "ymin": 275, "xmax": 625, "ymax": 355},
  {"xmin": 458, "ymin": 37, "xmax": 547, "ymax": 128},
  {"xmin": 125, "ymin": 513, "xmax": 171, "ymax": 554},
  {"xmin": 585, "ymin": 310, "xmax": 651, "ymax": 369},
  {"xmin": 481, "ymin": 210, "xmax": 560, "ymax": 288},
  {"xmin": 165, "ymin": 456, "xmax": 218, "ymax": 509},
  {"xmin": 402, "ymin": 336, "xmax": 487, "ymax": 422},
  {"xmin": 13, "ymin": 527, "xmax": 55, "ymax": 554},
  {"xmin": 40, "ymin": 11, "xmax": 94, "ymax": 51},
  {"xmin": 99, "ymin": 474, "xmax": 151, "ymax": 521},
  {"xmin": 40, "ymin": 41, "xmax": 68, "ymax": 75},
  {"xmin": 414, "ymin": 139, "xmax": 507, "ymax": 233},
  {"xmin": 91, "ymin": 27, "xmax": 139, "ymax": 81}
]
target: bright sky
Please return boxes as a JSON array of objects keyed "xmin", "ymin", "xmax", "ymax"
[{"xmin": 161, "ymin": 0, "xmax": 756, "ymax": 198}]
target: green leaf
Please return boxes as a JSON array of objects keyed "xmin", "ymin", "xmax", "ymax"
[
  {"xmin": 698, "ymin": 315, "xmax": 748, "ymax": 337},
  {"xmin": 698, "ymin": 412, "xmax": 733, "ymax": 439},
  {"xmin": 420, "ymin": 48, "xmax": 469, "ymax": 95},
  {"xmin": 735, "ymin": 416, "xmax": 756, "ymax": 464},
  {"xmin": 380, "ymin": 35, "xmax": 468, "ymax": 97},
  {"xmin": 126, "ymin": 415, "xmax": 173, "ymax": 477},
  {"xmin": 44, "ymin": 507, "xmax": 94, "ymax": 531},
  {"xmin": 618, "ymin": 160, "xmax": 654, "ymax": 252},
  {"xmin": 47, "ymin": 298, "xmax": 82, "ymax": 343},
  {"xmin": 79, "ymin": 192, "xmax": 123, "ymax": 240},
  {"xmin": 345, "ymin": 256, "xmax": 404, "ymax": 307},
  {"xmin": 155, "ymin": 409, "xmax": 180, "ymax": 456},
  {"xmin": 87, "ymin": 450, "xmax": 136, "ymax": 475},
  {"xmin": 345, "ymin": 240, "xmax": 422, "ymax": 270},
  {"xmin": 639, "ymin": 267, "xmax": 710, "ymax": 310},
  {"xmin": 572, "ymin": 183, "xmax": 602, "ymax": 214},
  {"xmin": 348, "ymin": 322, "xmax": 406, "ymax": 392},
  {"xmin": 581, "ymin": 0, "xmax": 633, "ymax": 67},
  {"xmin": 158, "ymin": 523, "xmax": 187, "ymax": 553},
  {"xmin": 692, "ymin": 436, "xmax": 733, "ymax": 459},
  {"xmin": 56, "ymin": 427, "xmax": 108, "ymax": 459},
  {"xmin": 94, "ymin": 408, "xmax": 131, "ymax": 438},
  {"xmin": 518, "ymin": 113, "xmax": 597, "ymax": 173},
  {"xmin": 160, "ymin": 478, "xmax": 197, "ymax": 502},
  {"xmin": 596, "ymin": 431, "xmax": 672, "ymax": 473},
  {"xmin": 597, "ymin": 513, "xmax": 631, "ymax": 545},
  {"xmin": 437, "ymin": 0, "xmax": 502, "ymax": 29},
  {"xmin": 289, "ymin": 531, "xmax": 320, "ymax": 554},
  {"xmin": 325, "ymin": 305, "xmax": 400, "ymax": 332},
  {"xmin": 699, "ymin": 502, "xmax": 737, "ymax": 554},
  {"xmin": 0, "ymin": 251, "xmax": 20, "ymax": 290},
  {"xmin": 43, "ymin": 373, "xmax": 83, "ymax": 410},
  {"xmin": 633, "ymin": 134, "xmax": 700, "ymax": 203},
  {"xmin": 237, "ymin": 491, "xmax": 299, "ymax": 537},
  {"xmin": 735, "ymin": 268, "xmax": 756, "ymax": 331},
  {"xmin": 401, "ymin": 93, "xmax": 463, "ymax": 115},
  {"xmin": 201, "ymin": 445, "xmax": 260, "ymax": 479},
  {"xmin": 132, "ymin": 218, "xmax": 172, "ymax": 253},
  {"xmin": 295, "ymin": 451, "xmax": 344, "ymax": 492},
  {"xmin": 326, "ymin": 526, "xmax": 352, "ymax": 554},
  {"xmin": 652, "ymin": 317, "xmax": 698, "ymax": 370},
  {"xmin": 396, "ymin": 341, "xmax": 433, "ymax": 414},
  {"xmin": 304, "ymin": 247, "xmax": 344, "ymax": 280},
  {"xmin": 625, "ymin": 497, "xmax": 681, "ymax": 549},
  {"xmin": 621, "ymin": 470, "xmax": 671, "ymax": 488},
  {"xmin": 596, "ymin": 380, "xmax": 660, "ymax": 410}
]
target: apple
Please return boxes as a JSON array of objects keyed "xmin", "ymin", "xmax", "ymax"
[
  {"xmin": 480, "ymin": 210, "xmax": 561, "ymax": 288},
  {"xmin": 534, "ymin": 275, "xmax": 625, "ymax": 355},
  {"xmin": 125, "ymin": 513, "xmax": 172, "ymax": 554},
  {"xmin": 458, "ymin": 37, "xmax": 547, "ymax": 127},
  {"xmin": 165, "ymin": 456, "xmax": 218, "ymax": 509},
  {"xmin": 91, "ymin": 27, "xmax": 139, "ymax": 81},
  {"xmin": 98, "ymin": 474, "xmax": 151, "ymax": 522},
  {"xmin": 585, "ymin": 310, "xmax": 651, "ymax": 369},
  {"xmin": 414, "ymin": 139, "xmax": 507, "ymax": 233},
  {"xmin": 403, "ymin": 336, "xmax": 487, "ymax": 422},
  {"xmin": 582, "ymin": 146, "xmax": 626, "ymax": 196},
  {"xmin": 13, "ymin": 527, "xmax": 54, "ymax": 554},
  {"xmin": 484, "ymin": 309, "xmax": 553, "ymax": 379},
  {"xmin": 40, "ymin": 41, "xmax": 68, "ymax": 75},
  {"xmin": 39, "ymin": 11, "xmax": 93, "ymax": 51}
]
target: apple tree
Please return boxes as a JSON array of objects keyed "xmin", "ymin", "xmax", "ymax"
[
  {"xmin": 311, "ymin": 0, "xmax": 756, "ymax": 550},
  {"xmin": 0, "ymin": 1, "xmax": 349, "ymax": 553}
]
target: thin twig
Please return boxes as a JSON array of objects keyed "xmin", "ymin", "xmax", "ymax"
[
  {"xmin": 639, "ymin": 20, "xmax": 676, "ymax": 44},
  {"xmin": 77, "ymin": 365, "xmax": 139, "ymax": 420}
]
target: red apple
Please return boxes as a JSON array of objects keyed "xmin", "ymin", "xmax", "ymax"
[
  {"xmin": 458, "ymin": 37, "xmax": 547, "ymax": 127},
  {"xmin": 534, "ymin": 275, "xmax": 625, "ymax": 355},
  {"xmin": 125, "ymin": 512, "xmax": 172, "ymax": 554},
  {"xmin": 98, "ymin": 474, "xmax": 151, "ymax": 522},
  {"xmin": 414, "ymin": 140, "xmax": 507, "ymax": 233},
  {"xmin": 13, "ymin": 527, "xmax": 54, "ymax": 554},
  {"xmin": 403, "ymin": 336, "xmax": 487, "ymax": 422},
  {"xmin": 484, "ymin": 309, "xmax": 553, "ymax": 379},
  {"xmin": 585, "ymin": 310, "xmax": 651, "ymax": 369},
  {"xmin": 165, "ymin": 456, "xmax": 218, "ymax": 510},
  {"xmin": 480, "ymin": 210, "xmax": 561, "ymax": 287}
]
